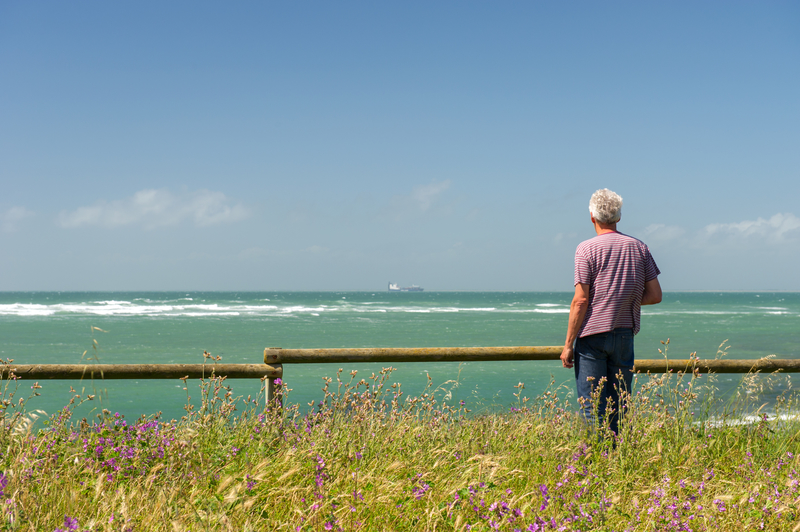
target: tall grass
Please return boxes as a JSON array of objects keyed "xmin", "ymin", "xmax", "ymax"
[{"xmin": 0, "ymin": 355, "xmax": 798, "ymax": 531}]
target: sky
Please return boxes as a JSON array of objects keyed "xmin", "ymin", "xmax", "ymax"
[{"xmin": 1, "ymin": 1, "xmax": 799, "ymax": 291}]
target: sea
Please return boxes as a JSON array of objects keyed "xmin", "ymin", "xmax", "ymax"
[{"xmin": 1, "ymin": 291, "xmax": 798, "ymax": 423}]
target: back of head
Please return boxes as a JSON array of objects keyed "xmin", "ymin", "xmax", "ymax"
[{"xmin": 589, "ymin": 188, "xmax": 623, "ymax": 224}]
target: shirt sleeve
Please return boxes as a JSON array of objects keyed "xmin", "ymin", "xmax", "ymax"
[
  {"xmin": 574, "ymin": 246, "xmax": 592, "ymax": 286},
  {"xmin": 643, "ymin": 246, "xmax": 660, "ymax": 282}
]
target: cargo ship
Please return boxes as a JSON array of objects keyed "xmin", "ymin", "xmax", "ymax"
[{"xmin": 388, "ymin": 282, "xmax": 424, "ymax": 292}]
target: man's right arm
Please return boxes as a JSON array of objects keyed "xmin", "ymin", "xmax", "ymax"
[
  {"xmin": 561, "ymin": 283, "xmax": 590, "ymax": 369},
  {"xmin": 642, "ymin": 278, "xmax": 662, "ymax": 306}
]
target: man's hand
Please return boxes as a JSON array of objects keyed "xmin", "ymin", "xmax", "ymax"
[
  {"xmin": 562, "ymin": 283, "xmax": 589, "ymax": 370},
  {"xmin": 561, "ymin": 345, "xmax": 574, "ymax": 369}
]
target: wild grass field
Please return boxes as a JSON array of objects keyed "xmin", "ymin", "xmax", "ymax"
[{"xmin": 0, "ymin": 349, "xmax": 799, "ymax": 531}]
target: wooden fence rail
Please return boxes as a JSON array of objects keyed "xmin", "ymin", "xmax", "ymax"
[
  {"xmin": 0, "ymin": 363, "xmax": 281, "ymax": 380},
  {"xmin": 263, "ymin": 346, "xmax": 800, "ymax": 374},
  {"xmin": 4, "ymin": 347, "xmax": 798, "ymax": 404}
]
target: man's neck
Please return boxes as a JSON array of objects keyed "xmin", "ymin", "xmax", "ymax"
[{"xmin": 594, "ymin": 222, "xmax": 618, "ymax": 235}]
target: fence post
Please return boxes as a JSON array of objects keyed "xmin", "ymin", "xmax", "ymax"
[{"xmin": 266, "ymin": 364, "xmax": 283, "ymax": 410}]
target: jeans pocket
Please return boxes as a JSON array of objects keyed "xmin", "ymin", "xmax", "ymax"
[
  {"xmin": 613, "ymin": 333, "xmax": 634, "ymax": 368},
  {"xmin": 581, "ymin": 333, "xmax": 608, "ymax": 360}
]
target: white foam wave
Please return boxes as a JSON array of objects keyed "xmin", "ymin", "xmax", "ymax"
[
  {"xmin": 705, "ymin": 412, "xmax": 800, "ymax": 428},
  {"xmin": 0, "ymin": 301, "xmax": 622, "ymax": 318},
  {"xmin": 0, "ymin": 301, "xmax": 287, "ymax": 317},
  {"xmin": 645, "ymin": 309, "xmax": 796, "ymax": 317},
  {"xmin": 502, "ymin": 308, "xmax": 570, "ymax": 314},
  {"xmin": 0, "ymin": 304, "xmax": 56, "ymax": 316},
  {"xmin": 278, "ymin": 306, "xmax": 330, "ymax": 314},
  {"xmin": 181, "ymin": 312, "xmax": 241, "ymax": 317},
  {"xmin": 433, "ymin": 307, "xmax": 497, "ymax": 312}
]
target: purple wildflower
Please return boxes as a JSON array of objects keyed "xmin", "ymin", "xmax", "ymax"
[
  {"xmin": 56, "ymin": 516, "xmax": 79, "ymax": 531},
  {"xmin": 412, "ymin": 480, "xmax": 431, "ymax": 500},
  {"xmin": 539, "ymin": 484, "xmax": 550, "ymax": 510}
]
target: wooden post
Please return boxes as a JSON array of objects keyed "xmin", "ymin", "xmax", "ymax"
[{"xmin": 265, "ymin": 364, "xmax": 283, "ymax": 410}]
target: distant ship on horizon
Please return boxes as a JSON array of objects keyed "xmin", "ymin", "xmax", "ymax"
[{"xmin": 388, "ymin": 282, "xmax": 424, "ymax": 292}]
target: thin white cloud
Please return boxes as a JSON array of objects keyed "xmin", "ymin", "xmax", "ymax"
[
  {"xmin": 554, "ymin": 232, "xmax": 578, "ymax": 243},
  {"xmin": 385, "ymin": 180, "xmax": 453, "ymax": 222},
  {"xmin": 703, "ymin": 213, "xmax": 800, "ymax": 243},
  {"xmin": 641, "ymin": 224, "xmax": 685, "ymax": 241},
  {"xmin": 304, "ymin": 245, "xmax": 330, "ymax": 254},
  {"xmin": 1, "ymin": 206, "xmax": 35, "ymax": 232},
  {"xmin": 58, "ymin": 189, "xmax": 249, "ymax": 229},
  {"xmin": 237, "ymin": 247, "xmax": 271, "ymax": 260},
  {"xmin": 411, "ymin": 180, "xmax": 451, "ymax": 211}
]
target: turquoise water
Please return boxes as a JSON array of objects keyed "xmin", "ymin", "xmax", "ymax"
[{"xmin": 1, "ymin": 292, "xmax": 798, "ymax": 422}]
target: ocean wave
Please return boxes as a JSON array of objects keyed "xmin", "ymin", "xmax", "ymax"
[
  {"xmin": 0, "ymin": 304, "xmax": 56, "ymax": 316},
  {"xmin": 645, "ymin": 309, "xmax": 797, "ymax": 317},
  {"xmin": 0, "ymin": 302, "xmax": 280, "ymax": 317},
  {"xmin": 500, "ymin": 308, "xmax": 569, "ymax": 314},
  {"xmin": 705, "ymin": 412, "xmax": 800, "ymax": 428},
  {"xmin": 10, "ymin": 300, "xmax": 793, "ymax": 318},
  {"xmin": 181, "ymin": 312, "xmax": 241, "ymax": 317},
  {"xmin": 0, "ymin": 300, "xmax": 574, "ymax": 317}
]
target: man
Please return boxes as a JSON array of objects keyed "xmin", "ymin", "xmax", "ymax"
[{"xmin": 560, "ymin": 188, "xmax": 662, "ymax": 436}]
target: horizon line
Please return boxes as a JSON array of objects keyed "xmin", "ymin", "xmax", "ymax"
[{"xmin": 1, "ymin": 289, "xmax": 799, "ymax": 294}]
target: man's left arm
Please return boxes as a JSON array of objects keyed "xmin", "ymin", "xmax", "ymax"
[
  {"xmin": 641, "ymin": 278, "xmax": 662, "ymax": 306},
  {"xmin": 561, "ymin": 283, "xmax": 590, "ymax": 369}
]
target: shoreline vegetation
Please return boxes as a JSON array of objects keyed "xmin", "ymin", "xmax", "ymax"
[{"xmin": 1, "ymin": 356, "xmax": 799, "ymax": 531}]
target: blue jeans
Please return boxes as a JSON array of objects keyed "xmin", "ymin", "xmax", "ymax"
[{"xmin": 574, "ymin": 328, "xmax": 634, "ymax": 435}]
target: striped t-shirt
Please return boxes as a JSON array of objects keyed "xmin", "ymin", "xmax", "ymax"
[{"xmin": 574, "ymin": 231, "xmax": 660, "ymax": 337}]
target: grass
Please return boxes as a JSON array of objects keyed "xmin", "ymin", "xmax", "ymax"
[{"xmin": 0, "ymin": 353, "xmax": 799, "ymax": 531}]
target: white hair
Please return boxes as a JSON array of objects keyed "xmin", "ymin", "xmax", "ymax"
[{"xmin": 589, "ymin": 188, "xmax": 623, "ymax": 224}]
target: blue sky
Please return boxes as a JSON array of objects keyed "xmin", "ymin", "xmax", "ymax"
[{"xmin": 1, "ymin": 1, "xmax": 799, "ymax": 291}]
